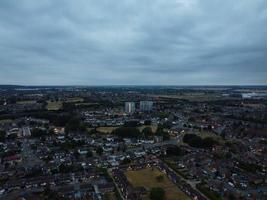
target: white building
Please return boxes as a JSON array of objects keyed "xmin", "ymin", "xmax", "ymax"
[
  {"xmin": 22, "ymin": 127, "xmax": 31, "ymax": 137},
  {"xmin": 140, "ymin": 101, "xmax": 153, "ymax": 112},
  {"xmin": 125, "ymin": 102, "xmax": 135, "ymax": 114}
]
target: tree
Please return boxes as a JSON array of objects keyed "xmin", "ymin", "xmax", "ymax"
[
  {"xmin": 144, "ymin": 120, "xmax": 151, "ymax": 125},
  {"xmin": 59, "ymin": 164, "xmax": 72, "ymax": 173},
  {"xmin": 202, "ymin": 137, "xmax": 218, "ymax": 148},
  {"xmin": 44, "ymin": 184, "xmax": 66, "ymax": 200},
  {"xmin": 157, "ymin": 112, "xmax": 169, "ymax": 119},
  {"xmin": 165, "ymin": 145, "xmax": 183, "ymax": 156},
  {"xmin": 142, "ymin": 127, "xmax": 153, "ymax": 138},
  {"xmin": 188, "ymin": 117, "xmax": 196, "ymax": 122},
  {"xmin": 89, "ymin": 128, "xmax": 97, "ymax": 135},
  {"xmin": 74, "ymin": 150, "xmax": 80, "ymax": 159},
  {"xmin": 121, "ymin": 158, "xmax": 131, "ymax": 165},
  {"xmin": 86, "ymin": 151, "xmax": 93, "ymax": 158},
  {"xmin": 183, "ymin": 134, "xmax": 217, "ymax": 149},
  {"xmin": 7, "ymin": 96, "xmax": 17, "ymax": 104},
  {"xmin": 228, "ymin": 193, "xmax": 236, "ymax": 200},
  {"xmin": 112, "ymin": 127, "xmax": 140, "ymax": 138},
  {"xmin": 96, "ymin": 147, "xmax": 103, "ymax": 156},
  {"xmin": 149, "ymin": 187, "xmax": 165, "ymax": 200},
  {"xmin": 31, "ymin": 128, "xmax": 47, "ymax": 138},
  {"xmin": 48, "ymin": 128, "xmax": 55, "ymax": 135},
  {"xmin": 155, "ymin": 126, "xmax": 169, "ymax": 140},
  {"xmin": 0, "ymin": 130, "xmax": 6, "ymax": 142},
  {"xmin": 183, "ymin": 134, "xmax": 200, "ymax": 147},
  {"xmin": 65, "ymin": 117, "xmax": 87, "ymax": 133},
  {"xmin": 124, "ymin": 120, "xmax": 139, "ymax": 127}
]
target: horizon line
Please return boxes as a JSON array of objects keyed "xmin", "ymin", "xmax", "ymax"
[{"xmin": 1, "ymin": 84, "xmax": 267, "ymax": 87}]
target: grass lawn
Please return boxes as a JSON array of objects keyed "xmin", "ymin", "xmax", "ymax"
[
  {"xmin": 0, "ymin": 119, "xmax": 14, "ymax": 124},
  {"xmin": 46, "ymin": 98, "xmax": 83, "ymax": 110},
  {"xmin": 148, "ymin": 93, "xmax": 224, "ymax": 102},
  {"xmin": 138, "ymin": 125, "xmax": 158, "ymax": 133},
  {"xmin": 86, "ymin": 127, "xmax": 94, "ymax": 132},
  {"xmin": 46, "ymin": 101, "xmax": 63, "ymax": 110},
  {"xmin": 103, "ymin": 192, "xmax": 119, "ymax": 200},
  {"xmin": 97, "ymin": 127, "xmax": 118, "ymax": 134},
  {"xmin": 65, "ymin": 97, "xmax": 84, "ymax": 103},
  {"xmin": 125, "ymin": 168, "xmax": 190, "ymax": 200},
  {"xmin": 196, "ymin": 131, "xmax": 223, "ymax": 142},
  {"xmin": 16, "ymin": 100, "xmax": 36, "ymax": 104}
]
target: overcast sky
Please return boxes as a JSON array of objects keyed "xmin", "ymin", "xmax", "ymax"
[{"xmin": 0, "ymin": 0, "xmax": 267, "ymax": 85}]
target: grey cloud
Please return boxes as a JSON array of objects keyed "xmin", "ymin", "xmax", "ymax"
[{"xmin": 0, "ymin": 0, "xmax": 267, "ymax": 85}]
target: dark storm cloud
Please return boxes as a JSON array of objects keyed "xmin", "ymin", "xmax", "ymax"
[{"xmin": 0, "ymin": 0, "xmax": 267, "ymax": 85}]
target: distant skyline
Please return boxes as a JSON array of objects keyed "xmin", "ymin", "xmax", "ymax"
[{"xmin": 0, "ymin": 0, "xmax": 267, "ymax": 85}]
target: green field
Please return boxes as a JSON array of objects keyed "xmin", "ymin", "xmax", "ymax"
[
  {"xmin": 46, "ymin": 98, "xmax": 85, "ymax": 110},
  {"xmin": 97, "ymin": 127, "xmax": 117, "ymax": 134},
  {"xmin": 103, "ymin": 192, "xmax": 119, "ymax": 200},
  {"xmin": 148, "ymin": 93, "xmax": 232, "ymax": 102},
  {"xmin": 46, "ymin": 101, "xmax": 63, "ymax": 110},
  {"xmin": 138, "ymin": 125, "xmax": 158, "ymax": 133},
  {"xmin": 16, "ymin": 100, "xmax": 36, "ymax": 104},
  {"xmin": 196, "ymin": 131, "xmax": 222, "ymax": 140},
  {"xmin": 0, "ymin": 119, "xmax": 13, "ymax": 124},
  {"xmin": 125, "ymin": 168, "xmax": 190, "ymax": 200},
  {"xmin": 65, "ymin": 97, "xmax": 84, "ymax": 103}
]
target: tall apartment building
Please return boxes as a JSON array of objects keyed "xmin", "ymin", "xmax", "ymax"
[
  {"xmin": 140, "ymin": 101, "xmax": 153, "ymax": 112},
  {"xmin": 125, "ymin": 102, "xmax": 135, "ymax": 114}
]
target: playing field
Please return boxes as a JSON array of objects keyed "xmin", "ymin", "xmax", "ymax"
[
  {"xmin": 103, "ymin": 192, "xmax": 118, "ymax": 200},
  {"xmin": 148, "ymin": 93, "xmax": 228, "ymax": 102},
  {"xmin": 16, "ymin": 100, "xmax": 36, "ymax": 104},
  {"xmin": 138, "ymin": 125, "xmax": 158, "ymax": 133},
  {"xmin": 0, "ymin": 119, "xmax": 13, "ymax": 124},
  {"xmin": 97, "ymin": 126, "xmax": 117, "ymax": 133},
  {"xmin": 46, "ymin": 101, "xmax": 63, "ymax": 110},
  {"xmin": 65, "ymin": 97, "xmax": 84, "ymax": 103},
  {"xmin": 125, "ymin": 168, "xmax": 190, "ymax": 200},
  {"xmin": 196, "ymin": 131, "xmax": 222, "ymax": 141}
]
